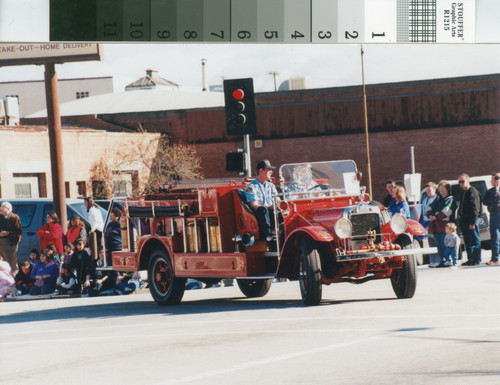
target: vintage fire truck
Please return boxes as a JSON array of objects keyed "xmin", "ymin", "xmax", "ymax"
[{"xmin": 111, "ymin": 160, "xmax": 435, "ymax": 306}]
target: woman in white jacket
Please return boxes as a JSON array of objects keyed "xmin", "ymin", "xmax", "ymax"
[{"xmin": 84, "ymin": 197, "xmax": 104, "ymax": 257}]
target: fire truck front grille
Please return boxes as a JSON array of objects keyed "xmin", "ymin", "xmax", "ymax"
[{"xmin": 350, "ymin": 213, "xmax": 381, "ymax": 249}]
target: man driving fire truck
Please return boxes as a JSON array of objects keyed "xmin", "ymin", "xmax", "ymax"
[{"xmin": 245, "ymin": 159, "xmax": 278, "ymax": 242}]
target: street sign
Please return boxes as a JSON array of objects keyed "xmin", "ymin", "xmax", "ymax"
[{"xmin": 0, "ymin": 43, "xmax": 101, "ymax": 67}]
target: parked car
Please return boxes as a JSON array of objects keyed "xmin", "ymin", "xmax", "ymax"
[
  {"xmin": 6, "ymin": 198, "xmax": 107, "ymax": 263},
  {"xmin": 94, "ymin": 199, "xmax": 123, "ymax": 212},
  {"xmin": 449, "ymin": 175, "xmax": 492, "ymax": 250}
]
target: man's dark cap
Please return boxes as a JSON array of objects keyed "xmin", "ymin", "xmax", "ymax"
[
  {"xmin": 256, "ymin": 159, "xmax": 276, "ymax": 171},
  {"xmin": 69, "ymin": 214, "xmax": 80, "ymax": 220}
]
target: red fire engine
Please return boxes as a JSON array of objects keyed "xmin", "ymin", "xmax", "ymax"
[{"xmin": 112, "ymin": 160, "xmax": 435, "ymax": 306}]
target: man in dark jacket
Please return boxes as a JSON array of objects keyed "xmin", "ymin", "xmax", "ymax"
[
  {"xmin": 0, "ymin": 201, "xmax": 23, "ymax": 276},
  {"xmin": 104, "ymin": 207, "xmax": 122, "ymax": 267},
  {"xmin": 484, "ymin": 172, "xmax": 500, "ymax": 265},
  {"xmin": 458, "ymin": 174, "xmax": 482, "ymax": 265}
]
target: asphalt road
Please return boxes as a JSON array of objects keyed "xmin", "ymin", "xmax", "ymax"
[{"xmin": 1, "ymin": 258, "xmax": 499, "ymax": 385}]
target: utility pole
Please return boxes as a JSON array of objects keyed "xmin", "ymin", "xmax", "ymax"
[
  {"xmin": 360, "ymin": 46, "xmax": 373, "ymax": 198},
  {"xmin": 269, "ymin": 71, "xmax": 279, "ymax": 91},
  {"xmin": 201, "ymin": 58, "xmax": 207, "ymax": 91},
  {"xmin": 44, "ymin": 63, "xmax": 67, "ymax": 235}
]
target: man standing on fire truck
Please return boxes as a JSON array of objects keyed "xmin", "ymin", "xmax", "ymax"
[{"xmin": 245, "ymin": 160, "xmax": 278, "ymax": 242}]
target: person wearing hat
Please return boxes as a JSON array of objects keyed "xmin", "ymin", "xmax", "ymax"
[
  {"xmin": 67, "ymin": 214, "xmax": 87, "ymax": 247},
  {"xmin": 245, "ymin": 160, "xmax": 279, "ymax": 241}
]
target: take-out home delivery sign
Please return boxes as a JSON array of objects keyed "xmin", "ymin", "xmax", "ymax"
[{"xmin": 0, "ymin": 43, "xmax": 101, "ymax": 66}]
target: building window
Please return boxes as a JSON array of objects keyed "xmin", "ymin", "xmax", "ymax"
[
  {"xmin": 113, "ymin": 180, "xmax": 128, "ymax": 197},
  {"xmin": 76, "ymin": 91, "xmax": 89, "ymax": 99},
  {"xmin": 14, "ymin": 183, "xmax": 32, "ymax": 198},
  {"xmin": 113, "ymin": 173, "xmax": 133, "ymax": 197},
  {"xmin": 13, "ymin": 173, "xmax": 42, "ymax": 198},
  {"xmin": 92, "ymin": 180, "xmax": 107, "ymax": 199},
  {"xmin": 77, "ymin": 181, "xmax": 87, "ymax": 197}
]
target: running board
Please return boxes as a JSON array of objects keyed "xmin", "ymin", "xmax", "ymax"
[{"xmin": 235, "ymin": 274, "xmax": 275, "ymax": 280}]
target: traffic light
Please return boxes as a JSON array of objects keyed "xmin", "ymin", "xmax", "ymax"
[
  {"xmin": 226, "ymin": 150, "xmax": 246, "ymax": 173},
  {"xmin": 223, "ymin": 78, "xmax": 257, "ymax": 136}
]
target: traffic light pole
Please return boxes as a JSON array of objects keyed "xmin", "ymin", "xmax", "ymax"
[{"xmin": 243, "ymin": 134, "xmax": 251, "ymax": 177}]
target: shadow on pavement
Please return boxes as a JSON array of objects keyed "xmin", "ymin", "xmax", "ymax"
[{"xmin": 1, "ymin": 294, "xmax": 399, "ymax": 325}]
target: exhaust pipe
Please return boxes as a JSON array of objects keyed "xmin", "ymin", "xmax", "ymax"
[{"xmin": 232, "ymin": 232, "xmax": 255, "ymax": 247}]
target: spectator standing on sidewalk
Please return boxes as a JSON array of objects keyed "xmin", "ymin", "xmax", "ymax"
[
  {"xmin": 484, "ymin": 172, "xmax": 500, "ymax": 265},
  {"xmin": 428, "ymin": 180, "xmax": 456, "ymax": 267},
  {"xmin": 37, "ymin": 211, "xmax": 63, "ymax": 254},
  {"xmin": 383, "ymin": 181, "xmax": 396, "ymax": 207},
  {"xmin": 443, "ymin": 223, "xmax": 460, "ymax": 269},
  {"xmin": 70, "ymin": 240, "xmax": 92, "ymax": 293},
  {"xmin": 387, "ymin": 186, "xmax": 410, "ymax": 218},
  {"xmin": 457, "ymin": 173, "xmax": 482, "ymax": 266},
  {"xmin": 0, "ymin": 201, "xmax": 23, "ymax": 276},
  {"xmin": 104, "ymin": 207, "xmax": 122, "ymax": 266},
  {"xmin": 84, "ymin": 197, "xmax": 104, "ymax": 256},
  {"xmin": 67, "ymin": 214, "xmax": 87, "ymax": 246},
  {"xmin": 420, "ymin": 182, "xmax": 439, "ymax": 230}
]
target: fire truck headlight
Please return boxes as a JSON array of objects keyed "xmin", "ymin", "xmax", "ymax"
[
  {"xmin": 390, "ymin": 214, "xmax": 407, "ymax": 234},
  {"xmin": 335, "ymin": 218, "xmax": 352, "ymax": 239}
]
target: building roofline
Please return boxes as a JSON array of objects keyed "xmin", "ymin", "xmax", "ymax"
[
  {"xmin": 258, "ymin": 73, "xmax": 500, "ymax": 97},
  {"xmin": 0, "ymin": 76, "xmax": 113, "ymax": 85}
]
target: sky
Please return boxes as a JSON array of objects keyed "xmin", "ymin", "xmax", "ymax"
[
  {"xmin": 0, "ymin": 43, "xmax": 499, "ymax": 94},
  {"xmin": 0, "ymin": 0, "xmax": 499, "ymax": 93}
]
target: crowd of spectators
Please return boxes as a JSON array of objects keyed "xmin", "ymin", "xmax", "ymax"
[
  {"xmin": 0, "ymin": 196, "xmax": 141, "ymax": 300},
  {"xmin": 384, "ymin": 172, "xmax": 499, "ymax": 269}
]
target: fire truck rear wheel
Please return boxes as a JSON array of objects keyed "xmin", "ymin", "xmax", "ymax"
[
  {"xmin": 299, "ymin": 239, "xmax": 322, "ymax": 306},
  {"xmin": 148, "ymin": 250, "xmax": 186, "ymax": 305},
  {"xmin": 390, "ymin": 243, "xmax": 417, "ymax": 299},
  {"xmin": 237, "ymin": 279, "xmax": 272, "ymax": 298}
]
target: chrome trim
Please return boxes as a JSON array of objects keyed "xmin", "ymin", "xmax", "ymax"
[{"xmin": 336, "ymin": 247, "xmax": 438, "ymax": 261}]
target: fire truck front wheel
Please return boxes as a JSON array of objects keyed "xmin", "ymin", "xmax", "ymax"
[
  {"xmin": 390, "ymin": 243, "xmax": 417, "ymax": 299},
  {"xmin": 299, "ymin": 239, "xmax": 322, "ymax": 306},
  {"xmin": 148, "ymin": 250, "xmax": 186, "ymax": 305},
  {"xmin": 237, "ymin": 279, "xmax": 272, "ymax": 298}
]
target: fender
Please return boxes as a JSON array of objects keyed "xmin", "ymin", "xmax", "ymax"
[
  {"xmin": 277, "ymin": 226, "xmax": 333, "ymax": 278},
  {"xmin": 286, "ymin": 226, "xmax": 334, "ymax": 243},
  {"xmin": 382, "ymin": 219, "xmax": 427, "ymax": 242},
  {"xmin": 137, "ymin": 236, "xmax": 174, "ymax": 271},
  {"xmin": 405, "ymin": 219, "xmax": 427, "ymax": 237}
]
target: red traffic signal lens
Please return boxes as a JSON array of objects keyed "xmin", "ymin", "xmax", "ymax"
[{"xmin": 232, "ymin": 89, "xmax": 244, "ymax": 100}]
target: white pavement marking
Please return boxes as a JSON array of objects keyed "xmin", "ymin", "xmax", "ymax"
[{"xmin": 153, "ymin": 333, "xmax": 388, "ymax": 385}]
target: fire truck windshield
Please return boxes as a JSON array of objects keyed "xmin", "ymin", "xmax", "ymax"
[{"xmin": 279, "ymin": 160, "xmax": 359, "ymax": 200}]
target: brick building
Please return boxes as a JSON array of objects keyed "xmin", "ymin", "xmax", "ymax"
[{"xmin": 24, "ymin": 74, "xmax": 500, "ymax": 201}]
